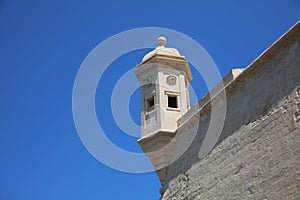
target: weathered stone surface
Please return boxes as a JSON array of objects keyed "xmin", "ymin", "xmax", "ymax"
[{"xmin": 159, "ymin": 21, "xmax": 300, "ymax": 200}]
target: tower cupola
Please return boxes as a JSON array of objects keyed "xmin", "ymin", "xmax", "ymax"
[{"xmin": 135, "ymin": 37, "xmax": 192, "ymax": 138}]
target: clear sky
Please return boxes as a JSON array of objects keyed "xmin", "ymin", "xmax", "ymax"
[{"xmin": 0, "ymin": 0, "xmax": 299, "ymax": 199}]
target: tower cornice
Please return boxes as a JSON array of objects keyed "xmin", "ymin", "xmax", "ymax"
[{"xmin": 135, "ymin": 54, "xmax": 193, "ymax": 82}]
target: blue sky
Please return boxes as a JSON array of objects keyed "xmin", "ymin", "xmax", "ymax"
[{"xmin": 0, "ymin": 0, "xmax": 299, "ymax": 199}]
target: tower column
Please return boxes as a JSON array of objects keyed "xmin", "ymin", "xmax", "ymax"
[{"xmin": 135, "ymin": 37, "xmax": 193, "ymax": 186}]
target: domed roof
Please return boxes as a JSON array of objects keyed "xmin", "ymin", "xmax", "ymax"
[{"xmin": 142, "ymin": 37, "xmax": 183, "ymax": 62}]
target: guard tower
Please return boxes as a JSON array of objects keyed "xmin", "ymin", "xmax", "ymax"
[{"xmin": 135, "ymin": 37, "xmax": 192, "ymax": 187}]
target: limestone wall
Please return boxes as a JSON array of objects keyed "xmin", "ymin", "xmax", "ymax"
[{"xmin": 161, "ymin": 24, "xmax": 300, "ymax": 199}]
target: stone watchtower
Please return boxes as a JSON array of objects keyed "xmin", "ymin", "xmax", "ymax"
[{"xmin": 135, "ymin": 37, "xmax": 192, "ymax": 186}]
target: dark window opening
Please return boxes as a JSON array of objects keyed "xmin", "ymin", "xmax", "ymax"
[
  {"xmin": 168, "ymin": 95, "xmax": 177, "ymax": 108},
  {"xmin": 147, "ymin": 96, "xmax": 155, "ymax": 112}
]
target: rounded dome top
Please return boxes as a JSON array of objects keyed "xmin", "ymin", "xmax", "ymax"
[{"xmin": 142, "ymin": 36, "xmax": 182, "ymax": 62}]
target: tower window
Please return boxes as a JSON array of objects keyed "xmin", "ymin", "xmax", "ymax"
[
  {"xmin": 168, "ymin": 95, "xmax": 177, "ymax": 108},
  {"xmin": 146, "ymin": 96, "xmax": 155, "ymax": 112}
]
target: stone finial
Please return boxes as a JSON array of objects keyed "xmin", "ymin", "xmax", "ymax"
[
  {"xmin": 158, "ymin": 36, "xmax": 167, "ymax": 46},
  {"xmin": 140, "ymin": 36, "xmax": 183, "ymax": 63}
]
